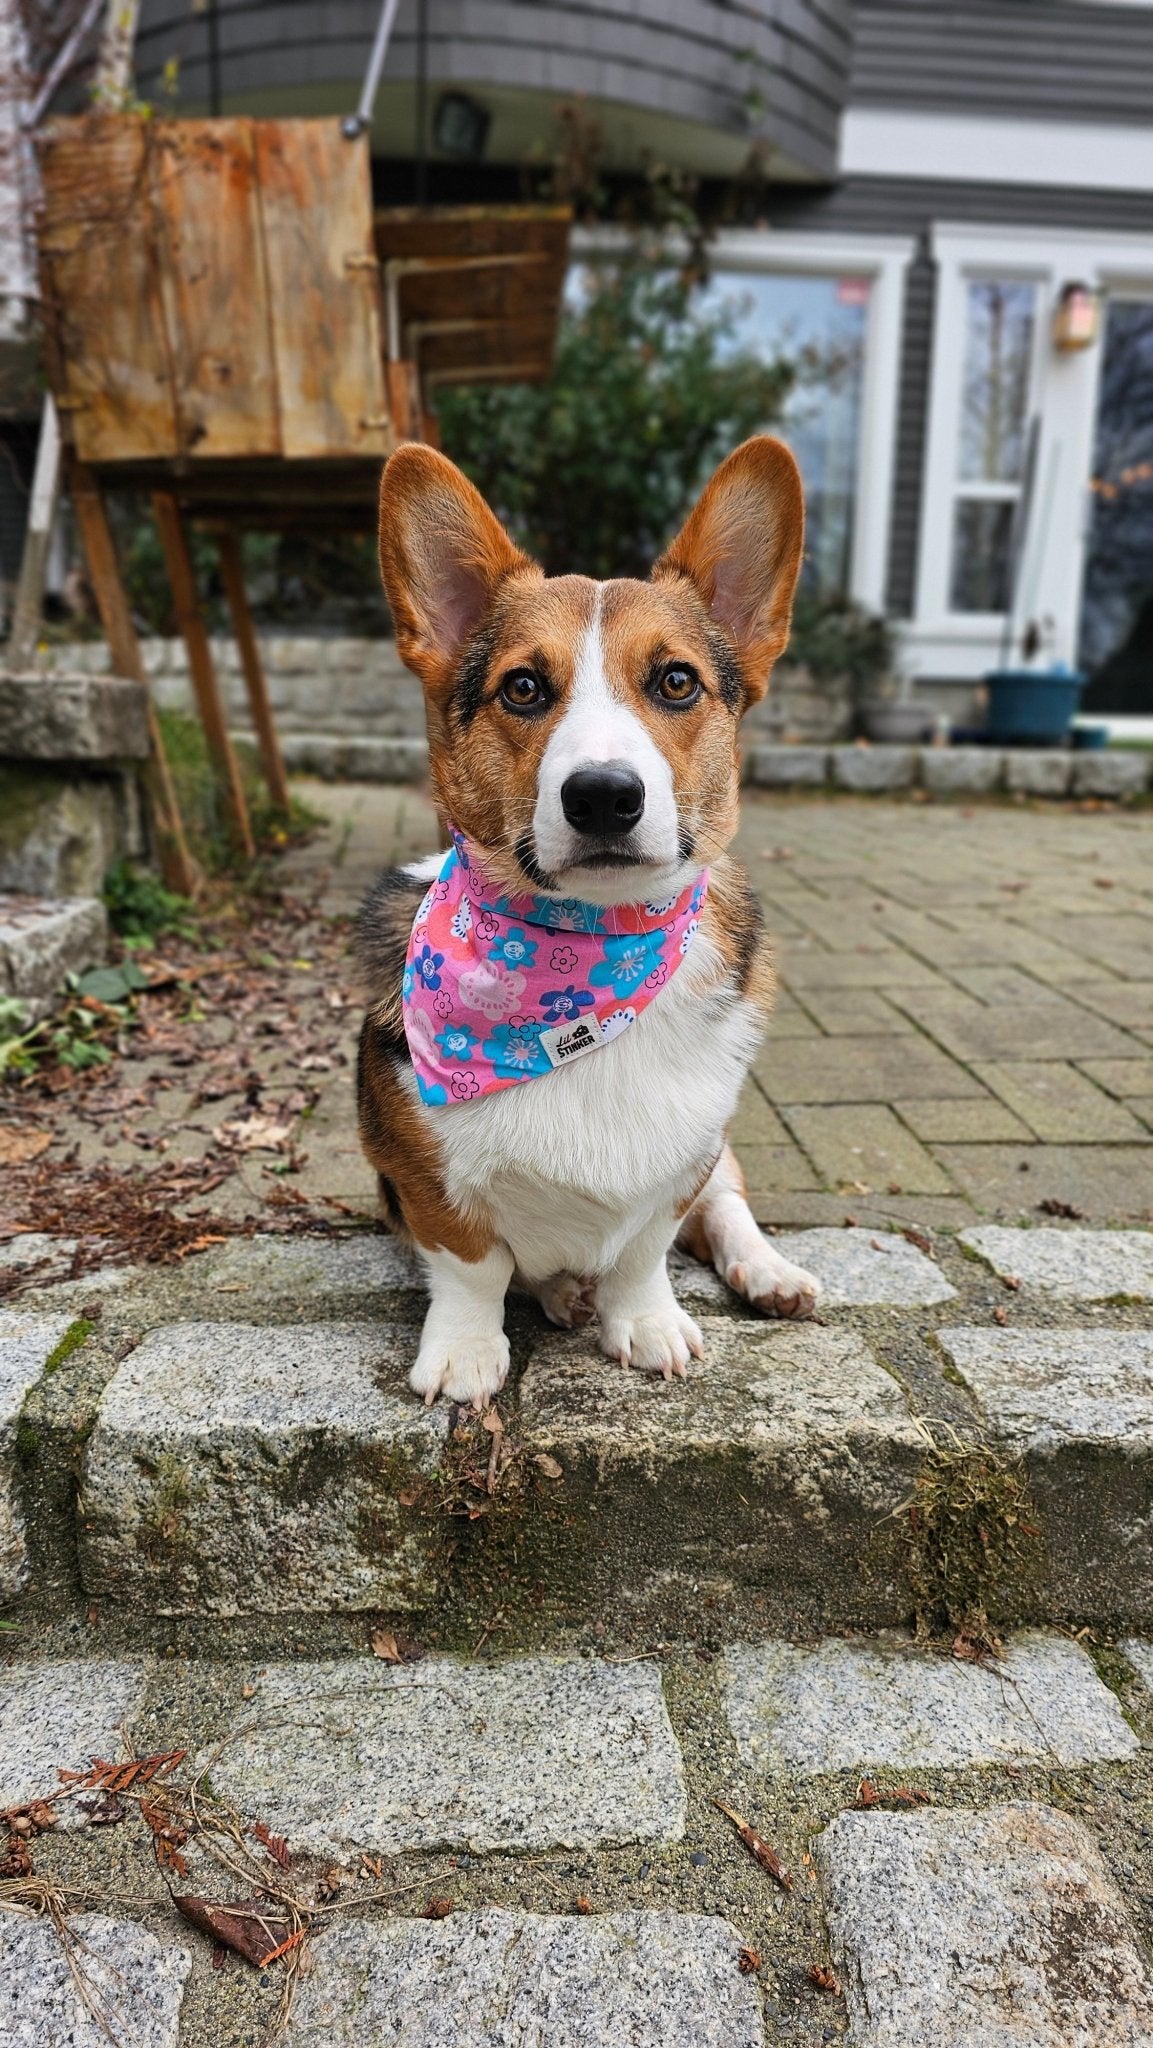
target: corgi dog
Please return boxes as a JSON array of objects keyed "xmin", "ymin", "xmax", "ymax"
[{"xmin": 355, "ymin": 434, "xmax": 820, "ymax": 1410}]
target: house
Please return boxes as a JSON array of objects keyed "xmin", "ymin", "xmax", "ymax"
[{"xmin": 13, "ymin": 0, "xmax": 1153, "ymax": 716}]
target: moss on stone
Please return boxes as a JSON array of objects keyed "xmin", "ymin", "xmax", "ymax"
[
  {"xmin": 15, "ymin": 1419, "xmax": 41, "ymax": 1467},
  {"xmin": 903, "ymin": 1422, "xmax": 1043, "ymax": 1645},
  {"xmin": 43, "ymin": 1318, "xmax": 95, "ymax": 1375}
]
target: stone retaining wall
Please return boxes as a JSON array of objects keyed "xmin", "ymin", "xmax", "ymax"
[{"xmin": 42, "ymin": 638, "xmax": 854, "ymax": 744}]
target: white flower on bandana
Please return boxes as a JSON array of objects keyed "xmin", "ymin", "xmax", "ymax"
[
  {"xmin": 450, "ymin": 896, "xmax": 473, "ymax": 941},
  {"xmin": 679, "ymin": 917, "xmax": 699, "ymax": 957},
  {"xmin": 601, "ymin": 1006, "xmax": 637, "ymax": 1041},
  {"xmin": 459, "ymin": 959, "xmax": 527, "ymax": 1020}
]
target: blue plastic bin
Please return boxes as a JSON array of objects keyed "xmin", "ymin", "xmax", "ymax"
[{"xmin": 984, "ymin": 667, "xmax": 1085, "ymax": 746}]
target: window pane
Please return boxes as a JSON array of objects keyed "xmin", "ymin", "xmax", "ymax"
[
  {"xmin": 959, "ymin": 281, "xmax": 1035, "ymax": 483},
  {"xmin": 697, "ymin": 270, "xmax": 869, "ymax": 597},
  {"xmin": 950, "ymin": 499, "xmax": 1015, "ymax": 612}
]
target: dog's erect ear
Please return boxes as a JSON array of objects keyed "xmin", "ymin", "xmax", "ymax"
[
  {"xmin": 653, "ymin": 436, "xmax": 804, "ymax": 704},
  {"xmin": 378, "ymin": 444, "xmax": 538, "ymax": 690}
]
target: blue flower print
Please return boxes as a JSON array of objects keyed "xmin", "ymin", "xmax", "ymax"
[
  {"xmin": 488, "ymin": 924, "xmax": 538, "ymax": 972},
  {"xmin": 414, "ymin": 943, "xmax": 444, "ymax": 992},
  {"xmin": 540, "ymin": 984, "xmax": 594, "ymax": 1025},
  {"xmin": 588, "ymin": 929, "xmax": 667, "ymax": 999},
  {"xmin": 482, "ymin": 1018, "xmax": 551, "ymax": 1080},
  {"xmin": 402, "ymin": 962, "xmax": 417, "ymax": 1000},
  {"xmin": 435, "ymin": 1022, "xmax": 479, "ymax": 1064},
  {"xmin": 531, "ymin": 896, "xmax": 603, "ymax": 934},
  {"xmin": 416, "ymin": 1073, "xmax": 448, "ymax": 1106}
]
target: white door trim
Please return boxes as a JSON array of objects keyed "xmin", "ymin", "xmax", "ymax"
[{"xmin": 904, "ymin": 221, "xmax": 1153, "ymax": 682}]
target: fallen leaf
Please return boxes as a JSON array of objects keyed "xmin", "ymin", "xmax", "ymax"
[
  {"xmin": 370, "ymin": 1629, "xmax": 424, "ymax": 1664},
  {"xmin": 572, "ymin": 1895, "xmax": 592, "ymax": 1915},
  {"xmin": 738, "ymin": 1945, "xmax": 762, "ymax": 1975},
  {"xmin": 417, "ymin": 1896, "xmax": 454, "ymax": 1920},
  {"xmin": 173, "ymin": 1895, "xmax": 292, "ymax": 1969},
  {"xmin": 808, "ymin": 1963, "xmax": 841, "ymax": 1995},
  {"xmin": 852, "ymin": 1779, "xmax": 880, "ymax": 1808},
  {"xmin": 712, "ymin": 1799, "xmax": 792, "ymax": 1890},
  {"xmin": 75, "ymin": 1749, "xmax": 186, "ymax": 1794},
  {"xmin": 900, "ymin": 1227, "xmax": 934, "ymax": 1256},
  {"xmin": 1037, "ymin": 1197, "xmax": 1084, "ymax": 1220},
  {"xmin": 314, "ymin": 1866, "xmax": 346, "ymax": 1902},
  {"xmin": 533, "ymin": 1453, "xmax": 564, "ymax": 1480},
  {"xmin": 253, "ymin": 1819, "xmax": 291, "ymax": 1869},
  {"xmin": 0, "ymin": 1127, "xmax": 51, "ymax": 1165}
]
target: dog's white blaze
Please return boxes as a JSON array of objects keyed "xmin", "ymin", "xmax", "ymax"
[{"xmin": 531, "ymin": 586, "xmax": 684, "ymax": 900}]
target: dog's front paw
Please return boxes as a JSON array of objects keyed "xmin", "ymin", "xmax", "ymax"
[
  {"xmin": 727, "ymin": 1246, "xmax": 820, "ymax": 1321},
  {"xmin": 409, "ymin": 1331, "xmax": 510, "ymax": 1411},
  {"xmin": 599, "ymin": 1303, "xmax": 704, "ymax": 1381}
]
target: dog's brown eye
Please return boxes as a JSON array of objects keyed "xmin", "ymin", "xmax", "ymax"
[
  {"xmin": 499, "ymin": 670, "xmax": 546, "ymax": 713},
  {"xmin": 655, "ymin": 665, "xmax": 701, "ymax": 707}
]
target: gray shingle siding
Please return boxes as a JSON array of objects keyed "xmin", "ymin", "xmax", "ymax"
[
  {"xmin": 851, "ymin": 0, "xmax": 1153, "ymax": 127},
  {"xmin": 134, "ymin": 0, "xmax": 853, "ymax": 176}
]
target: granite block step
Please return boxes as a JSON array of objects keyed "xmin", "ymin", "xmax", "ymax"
[
  {"xmin": 0, "ymin": 1913, "xmax": 189, "ymax": 2048},
  {"xmin": 817, "ymin": 1803, "xmax": 1153, "ymax": 2047},
  {"xmin": 282, "ymin": 1912, "xmax": 763, "ymax": 2047},
  {"xmin": 0, "ymin": 1309, "xmax": 77, "ymax": 1602},
  {"xmin": 201, "ymin": 1654, "xmax": 685, "ymax": 1858},
  {"xmin": 937, "ymin": 1325, "xmax": 1153, "ymax": 1623},
  {"xmin": 77, "ymin": 1322, "xmax": 451, "ymax": 1615},
  {"xmin": 517, "ymin": 1320, "xmax": 925, "ymax": 1631}
]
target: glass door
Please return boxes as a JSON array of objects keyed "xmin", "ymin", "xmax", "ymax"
[{"xmin": 1080, "ymin": 294, "xmax": 1153, "ymax": 712}]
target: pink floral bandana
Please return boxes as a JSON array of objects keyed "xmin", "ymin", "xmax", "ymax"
[{"xmin": 402, "ymin": 830, "xmax": 708, "ymax": 1104}]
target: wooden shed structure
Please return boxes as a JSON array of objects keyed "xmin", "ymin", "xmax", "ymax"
[{"xmin": 36, "ymin": 112, "xmax": 569, "ymax": 884}]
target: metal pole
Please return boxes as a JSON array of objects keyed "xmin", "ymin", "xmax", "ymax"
[
  {"xmin": 343, "ymin": 0, "xmax": 403, "ymax": 139},
  {"xmin": 414, "ymin": 0, "xmax": 428, "ymax": 205}
]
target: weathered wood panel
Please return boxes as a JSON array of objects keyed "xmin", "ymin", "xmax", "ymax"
[
  {"xmin": 38, "ymin": 116, "xmax": 179, "ymax": 463},
  {"xmin": 151, "ymin": 119, "xmax": 280, "ymax": 458},
  {"xmin": 255, "ymin": 121, "xmax": 388, "ymax": 459}
]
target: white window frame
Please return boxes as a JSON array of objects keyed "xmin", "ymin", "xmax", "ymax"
[
  {"xmin": 906, "ymin": 222, "xmax": 1153, "ymax": 684},
  {"xmin": 571, "ymin": 225, "xmax": 914, "ymax": 615}
]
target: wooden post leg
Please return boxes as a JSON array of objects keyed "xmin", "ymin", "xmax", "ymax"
[
  {"xmin": 215, "ymin": 530, "xmax": 290, "ymax": 812},
  {"xmin": 152, "ymin": 491, "xmax": 255, "ymax": 861},
  {"xmin": 67, "ymin": 457, "xmax": 198, "ymax": 898}
]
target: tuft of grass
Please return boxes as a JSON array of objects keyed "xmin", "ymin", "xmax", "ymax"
[
  {"xmin": 156, "ymin": 708, "xmax": 321, "ymax": 875},
  {"xmin": 902, "ymin": 1420, "xmax": 1042, "ymax": 1646}
]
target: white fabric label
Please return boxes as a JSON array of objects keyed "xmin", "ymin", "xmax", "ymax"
[{"xmin": 538, "ymin": 1014, "xmax": 607, "ymax": 1068}]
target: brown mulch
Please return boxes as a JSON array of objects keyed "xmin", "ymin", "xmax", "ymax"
[{"xmin": 0, "ymin": 884, "xmax": 367, "ymax": 1294}]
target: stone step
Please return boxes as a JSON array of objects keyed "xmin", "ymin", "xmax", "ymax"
[
  {"xmin": 4, "ymin": 1634, "xmax": 1153, "ymax": 2045},
  {"xmin": 7, "ymin": 1225, "xmax": 1153, "ymax": 1626}
]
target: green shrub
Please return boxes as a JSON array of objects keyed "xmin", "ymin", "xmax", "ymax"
[
  {"xmin": 438, "ymin": 248, "xmax": 795, "ymax": 579},
  {"xmin": 786, "ymin": 588, "xmax": 894, "ymax": 692}
]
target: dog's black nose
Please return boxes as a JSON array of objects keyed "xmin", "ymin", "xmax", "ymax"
[{"xmin": 560, "ymin": 764, "xmax": 646, "ymax": 837}]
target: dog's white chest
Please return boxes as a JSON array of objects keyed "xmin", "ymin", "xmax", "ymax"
[{"xmin": 425, "ymin": 938, "xmax": 762, "ymax": 1277}]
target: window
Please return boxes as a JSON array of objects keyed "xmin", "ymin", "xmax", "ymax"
[
  {"xmin": 948, "ymin": 280, "xmax": 1037, "ymax": 612},
  {"xmin": 698, "ymin": 271, "xmax": 870, "ymax": 598}
]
